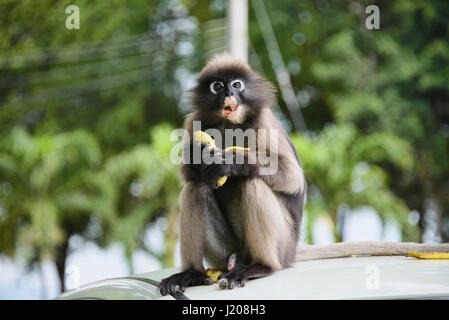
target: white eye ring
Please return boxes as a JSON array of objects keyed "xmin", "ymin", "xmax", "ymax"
[
  {"xmin": 210, "ymin": 81, "xmax": 224, "ymax": 94},
  {"xmin": 230, "ymin": 79, "xmax": 244, "ymax": 91}
]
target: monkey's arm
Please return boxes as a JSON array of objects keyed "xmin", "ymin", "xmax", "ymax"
[
  {"xmin": 296, "ymin": 242, "xmax": 449, "ymax": 262},
  {"xmin": 205, "ymin": 124, "xmax": 305, "ymax": 194},
  {"xmin": 180, "ymin": 140, "xmax": 224, "ymax": 183},
  {"xmin": 257, "ymin": 152, "xmax": 305, "ymax": 195},
  {"xmin": 200, "ymin": 148, "xmax": 305, "ymax": 194},
  {"xmin": 199, "ymin": 149, "xmax": 258, "ymax": 188}
]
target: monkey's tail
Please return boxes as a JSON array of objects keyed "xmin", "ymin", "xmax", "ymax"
[{"xmin": 295, "ymin": 241, "xmax": 449, "ymax": 262}]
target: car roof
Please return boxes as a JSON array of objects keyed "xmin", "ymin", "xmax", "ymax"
[{"xmin": 57, "ymin": 256, "xmax": 449, "ymax": 300}]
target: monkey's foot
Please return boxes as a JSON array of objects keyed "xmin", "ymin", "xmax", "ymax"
[
  {"xmin": 217, "ymin": 263, "xmax": 272, "ymax": 290},
  {"xmin": 159, "ymin": 269, "xmax": 213, "ymax": 296}
]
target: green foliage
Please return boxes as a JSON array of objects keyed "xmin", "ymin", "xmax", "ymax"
[
  {"xmin": 247, "ymin": 0, "xmax": 448, "ymax": 242},
  {"xmin": 0, "ymin": 123, "xmax": 179, "ymax": 277},
  {"xmin": 99, "ymin": 124, "xmax": 180, "ymax": 268},
  {"xmin": 0, "ymin": 127, "xmax": 101, "ymax": 261},
  {"xmin": 0, "ymin": 0, "xmax": 448, "ymax": 293},
  {"xmin": 292, "ymin": 124, "xmax": 418, "ymax": 242}
]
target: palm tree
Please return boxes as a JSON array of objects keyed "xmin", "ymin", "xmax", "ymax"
[
  {"xmin": 0, "ymin": 127, "xmax": 103, "ymax": 292},
  {"xmin": 292, "ymin": 124, "xmax": 419, "ymax": 243}
]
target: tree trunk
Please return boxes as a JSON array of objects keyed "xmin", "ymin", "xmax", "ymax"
[
  {"xmin": 329, "ymin": 209, "xmax": 342, "ymax": 242},
  {"xmin": 55, "ymin": 239, "xmax": 69, "ymax": 293},
  {"xmin": 38, "ymin": 261, "xmax": 47, "ymax": 299}
]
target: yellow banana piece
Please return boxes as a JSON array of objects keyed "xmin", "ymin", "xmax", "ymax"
[
  {"xmin": 193, "ymin": 130, "xmax": 216, "ymax": 149},
  {"xmin": 224, "ymin": 146, "xmax": 250, "ymax": 152},
  {"xmin": 216, "ymin": 176, "xmax": 228, "ymax": 187},
  {"xmin": 193, "ymin": 131, "xmax": 250, "ymax": 187},
  {"xmin": 406, "ymin": 251, "xmax": 449, "ymax": 259},
  {"xmin": 205, "ymin": 268, "xmax": 223, "ymax": 283}
]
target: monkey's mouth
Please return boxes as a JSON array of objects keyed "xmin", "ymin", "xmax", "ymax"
[{"xmin": 223, "ymin": 104, "xmax": 239, "ymax": 118}]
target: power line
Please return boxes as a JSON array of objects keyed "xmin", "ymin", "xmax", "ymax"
[
  {"xmin": 6, "ymin": 68, "xmax": 169, "ymax": 108},
  {"xmin": 1, "ymin": 51, "xmax": 158, "ymax": 89},
  {"xmin": 0, "ymin": 36, "xmax": 165, "ymax": 69},
  {"xmin": 0, "ymin": 13, "xmax": 194, "ymax": 63},
  {"xmin": 249, "ymin": 38, "xmax": 293, "ymax": 132},
  {"xmin": 2, "ymin": 32, "xmax": 227, "ymax": 89},
  {"xmin": 0, "ymin": 31, "xmax": 151, "ymax": 59},
  {"xmin": 3, "ymin": 46, "xmax": 223, "ymax": 108},
  {"xmin": 251, "ymin": 0, "xmax": 308, "ymax": 132},
  {"xmin": 5, "ymin": 56, "xmax": 192, "ymax": 107}
]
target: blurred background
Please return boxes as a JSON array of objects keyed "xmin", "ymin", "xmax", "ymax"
[{"xmin": 0, "ymin": 0, "xmax": 448, "ymax": 299}]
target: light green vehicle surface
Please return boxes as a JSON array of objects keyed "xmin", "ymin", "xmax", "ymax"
[{"xmin": 56, "ymin": 256, "xmax": 449, "ymax": 300}]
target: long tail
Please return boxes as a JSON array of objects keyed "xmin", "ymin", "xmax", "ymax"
[{"xmin": 296, "ymin": 241, "xmax": 449, "ymax": 262}]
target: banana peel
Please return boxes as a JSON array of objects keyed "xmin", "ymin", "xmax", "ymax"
[
  {"xmin": 193, "ymin": 130, "xmax": 249, "ymax": 187},
  {"xmin": 206, "ymin": 268, "xmax": 223, "ymax": 283},
  {"xmin": 406, "ymin": 251, "xmax": 449, "ymax": 259}
]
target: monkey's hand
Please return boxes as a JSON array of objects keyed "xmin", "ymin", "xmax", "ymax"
[
  {"xmin": 202, "ymin": 161, "xmax": 231, "ymax": 189},
  {"xmin": 183, "ymin": 141, "xmax": 222, "ymax": 166},
  {"xmin": 202, "ymin": 150, "xmax": 258, "ymax": 188},
  {"xmin": 159, "ymin": 269, "xmax": 213, "ymax": 296}
]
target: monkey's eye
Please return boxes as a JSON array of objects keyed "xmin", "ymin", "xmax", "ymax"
[
  {"xmin": 210, "ymin": 81, "xmax": 224, "ymax": 94},
  {"xmin": 231, "ymin": 79, "xmax": 244, "ymax": 91}
]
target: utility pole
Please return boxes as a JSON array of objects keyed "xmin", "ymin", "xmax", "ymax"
[{"xmin": 227, "ymin": 0, "xmax": 248, "ymax": 63}]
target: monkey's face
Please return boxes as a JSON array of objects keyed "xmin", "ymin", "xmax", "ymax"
[
  {"xmin": 194, "ymin": 73, "xmax": 250, "ymax": 124},
  {"xmin": 191, "ymin": 54, "xmax": 276, "ymax": 124},
  {"xmin": 210, "ymin": 77, "xmax": 246, "ymax": 123}
]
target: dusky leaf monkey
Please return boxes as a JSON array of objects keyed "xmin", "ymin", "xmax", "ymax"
[
  {"xmin": 159, "ymin": 53, "xmax": 306, "ymax": 295},
  {"xmin": 159, "ymin": 54, "xmax": 449, "ymax": 296}
]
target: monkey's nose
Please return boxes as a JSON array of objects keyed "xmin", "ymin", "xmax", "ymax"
[{"xmin": 224, "ymin": 96, "xmax": 237, "ymax": 108}]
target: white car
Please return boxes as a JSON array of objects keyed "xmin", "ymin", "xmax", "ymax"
[{"xmin": 56, "ymin": 255, "xmax": 449, "ymax": 300}]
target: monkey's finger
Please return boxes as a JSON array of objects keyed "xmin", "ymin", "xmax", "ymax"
[
  {"xmin": 179, "ymin": 275, "xmax": 193, "ymax": 289},
  {"xmin": 235, "ymin": 278, "xmax": 244, "ymax": 287},
  {"xmin": 167, "ymin": 277, "xmax": 182, "ymax": 295},
  {"xmin": 228, "ymin": 278, "xmax": 235, "ymax": 289},
  {"xmin": 159, "ymin": 278, "xmax": 169, "ymax": 296},
  {"xmin": 159, "ymin": 285, "xmax": 168, "ymax": 296},
  {"xmin": 168, "ymin": 282, "xmax": 178, "ymax": 295},
  {"xmin": 219, "ymin": 276, "xmax": 236, "ymax": 289},
  {"xmin": 217, "ymin": 270, "xmax": 233, "ymax": 281},
  {"xmin": 238, "ymin": 277, "xmax": 247, "ymax": 287},
  {"xmin": 205, "ymin": 174, "xmax": 222, "ymax": 189},
  {"xmin": 218, "ymin": 278, "xmax": 228, "ymax": 290}
]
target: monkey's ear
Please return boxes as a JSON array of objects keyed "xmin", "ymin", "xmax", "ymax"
[
  {"xmin": 250, "ymin": 72, "xmax": 277, "ymax": 94},
  {"xmin": 243, "ymin": 72, "xmax": 277, "ymax": 109},
  {"xmin": 185, "ymin": 85, "xmax": 203, "ymax": 111}
]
